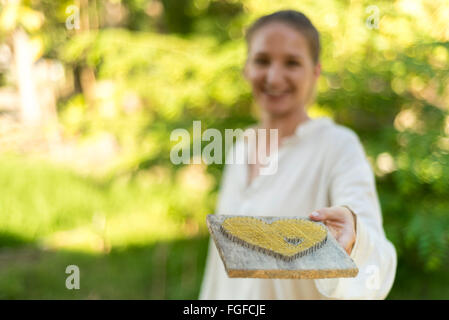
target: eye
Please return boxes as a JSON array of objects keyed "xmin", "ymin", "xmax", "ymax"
[
  {"xmin": 286, "ymin": 60, "xmax": 300, "ymax": 66},
  {"xmin": 254, "ymin": 58, "xmax": 269, "ymax": 65}
]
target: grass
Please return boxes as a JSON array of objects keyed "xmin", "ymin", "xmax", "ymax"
[
  {"xmin": 0, "ymin": 155, "xmax": 211, "ymax": 249},
  {"xmin": 0, "ymin": 237, "xmax": 209, "ymax": 299},
  {"xmin": 0, "ymin": 154, "xmax": 211, "ymax": 299},
  {"xmin": 0, "ymin": 155, "xmax": 447, "ymax": 299}
]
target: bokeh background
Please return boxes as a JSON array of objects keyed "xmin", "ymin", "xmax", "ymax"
[{"xmin": 0, "ymin": 0, "xmax": 448, "ymax": 299}]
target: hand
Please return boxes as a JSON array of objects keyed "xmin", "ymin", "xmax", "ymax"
[{"xmin": 309, "ymin": 206, "xmax": 357, "ymax": 255}]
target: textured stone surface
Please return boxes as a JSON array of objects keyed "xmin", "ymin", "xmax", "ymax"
[{"xmin": 207, "ymin": 214, "xmax": 359, "ymax": 279}]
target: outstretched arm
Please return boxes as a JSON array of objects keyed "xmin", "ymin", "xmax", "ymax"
[{"xmin": 311, "ymin": 130, "xmax": 397, "ymax": 299}]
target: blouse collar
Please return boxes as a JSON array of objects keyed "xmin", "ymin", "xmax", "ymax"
[
  {"xmin": 295, "ymin": 117, "xmax": 333, "ymax": 137},
  {"xmin": 281, "ymin": 117, "xmax": 333, "ymax": 145}
]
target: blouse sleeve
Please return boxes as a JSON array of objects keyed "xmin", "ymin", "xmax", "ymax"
[{"xmin": 314, "ymin": 128, "xmax": 397, "ymax": 299}]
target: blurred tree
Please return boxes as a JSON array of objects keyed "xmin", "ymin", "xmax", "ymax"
[{"xmin": 0, "ymin": 0, "xmax": 44, "ymax": 125}]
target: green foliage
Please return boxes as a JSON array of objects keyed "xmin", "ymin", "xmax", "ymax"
[
  {"xmin": 56, "ymin": 0, "xmax": 449, "ymax": 274},
  {"xmin": 58, "ymin": 28, "xmax": 254, "ymax": 181},
  {"xmin": 0, "ymin": 155, "xmax": 212, "ymax": 249}
]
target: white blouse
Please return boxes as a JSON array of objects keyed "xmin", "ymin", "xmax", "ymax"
[{"xmin": 199, "ymin": 117, "xmax": 397, "ymax": 300}]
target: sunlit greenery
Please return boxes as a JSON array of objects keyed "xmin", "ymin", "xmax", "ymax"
[{"xmin": 0, "ymin": 0, "xmax": 448, "ymax": 299}]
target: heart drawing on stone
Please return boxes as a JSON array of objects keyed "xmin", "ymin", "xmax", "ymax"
[{"xmin": 220, "ymin": 216, "xmax": 328, "ymax": 261}]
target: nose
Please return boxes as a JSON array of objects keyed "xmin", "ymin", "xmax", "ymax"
[{"xmin": 265, "ymin": 62, "xmax": 285, "ymax": 90}]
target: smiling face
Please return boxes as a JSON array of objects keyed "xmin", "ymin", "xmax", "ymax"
[{"xmin": 244, "ymin": 22, "xmax": 321, "ymax": 118}]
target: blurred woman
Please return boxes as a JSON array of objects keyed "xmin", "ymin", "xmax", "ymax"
[{"xmin": 200, "ymin": 10, "xmax": 397, "ymax": 300}]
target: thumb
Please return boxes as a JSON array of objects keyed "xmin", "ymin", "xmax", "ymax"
[{"xmin": 309, "ymin": 208, "xmax": 331, "ymax": 221}]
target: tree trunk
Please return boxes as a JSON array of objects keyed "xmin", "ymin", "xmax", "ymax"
[{"xmin": 13, "ymin": 28, "xmax": 41, "ymax": 126}]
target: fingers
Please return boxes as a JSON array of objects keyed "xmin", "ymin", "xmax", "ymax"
[
  {"xmin": 325, "ymin": 224, "xmax": 340, "ymax": 240},
  {"xmin": 309, "ymin": 207, "xmax": 335, "ymax": 221},
  {"xmin": 309, "ymin": 207, "xmax": 356, "ymax": 255},
  {"xmin": 309, "ymin": 206, "xmax": 351, "ymax": 223},
  {"xmin": 309, "ymin": 209, "xmax": 340, "ymax": 240},
  {"xmin": 338, "ymin": 229, "xmax": 355, "ymax": 255}
]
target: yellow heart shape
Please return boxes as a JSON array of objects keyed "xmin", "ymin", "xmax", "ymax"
[{"xmin": 220, "ymin": 217, "xmax": 327, "ymax": 261}]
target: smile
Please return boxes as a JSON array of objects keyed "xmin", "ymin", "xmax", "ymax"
[{"xmin": 263, "ymin": 90, "xmax": 291, "ymax": 98}]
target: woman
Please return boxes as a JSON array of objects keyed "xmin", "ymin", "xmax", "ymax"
[{"xmin": 199, "ymin": 10, "xmax": 397, "ymax": 300}]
